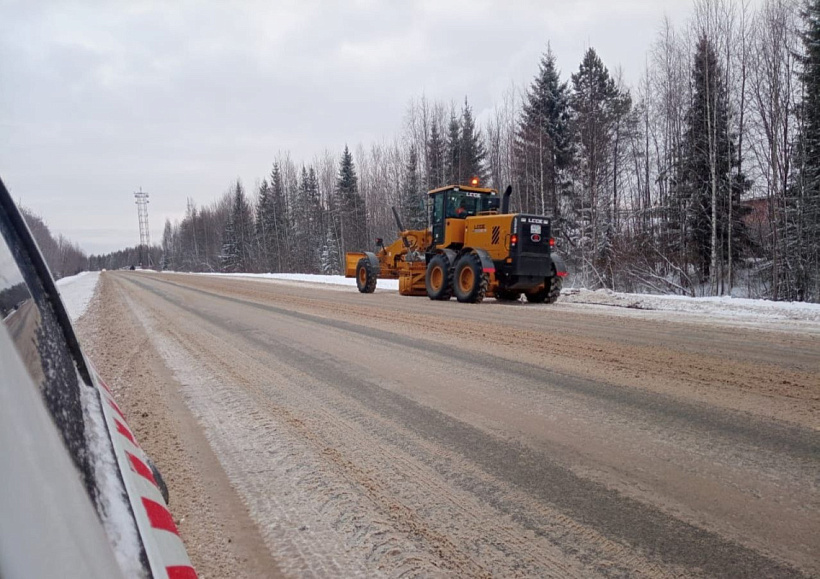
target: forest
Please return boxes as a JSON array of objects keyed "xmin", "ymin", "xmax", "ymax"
[
  {"xmin": 90, "ymin": 0, "xmax": 820, "ymax": 302},
  {"xmin": 21, "ymin": 208, "xmax": 87, "ymax": 280}
]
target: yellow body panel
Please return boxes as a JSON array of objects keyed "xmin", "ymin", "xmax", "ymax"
[
  {"xmin": 443, "ymin": 219, "xmax": 466, "ymax": 247},
  {"xmin": 344, "ymin": 252, "xmax": 366, "ymax": 277},
  {"xmin": 463, "ymin": 214, "xmax": 513, "ymax": 261}
]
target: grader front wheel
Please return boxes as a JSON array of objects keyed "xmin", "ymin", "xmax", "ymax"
[
  {"xmin": 425, "ymin": 254, "xmax": 453, "ymax": 300},
  {"xmin": 355, "ymin": 258, "xmax": 377, "ymax": 293}
]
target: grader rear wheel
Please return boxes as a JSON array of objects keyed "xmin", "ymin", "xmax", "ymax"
[
  {"xmin": 355, "ymin": 258, "xmax": 377, "ymax": 293},
  {"xmin": 525, "ymin": 275, "xmax": 561, "ymax": 304},
  {"xmin": 453, "ymin": 253, "xmax": 488, "ymax": 304}
]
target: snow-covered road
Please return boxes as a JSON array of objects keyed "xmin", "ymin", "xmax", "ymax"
[{"xmin": 82, "ymin": 271, "xmax": 820, "ymax": 578}]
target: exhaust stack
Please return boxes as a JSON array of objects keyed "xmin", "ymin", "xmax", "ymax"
[{"xmin": 501, "ymin": 186, "xmax": 513, "ymax": 214}]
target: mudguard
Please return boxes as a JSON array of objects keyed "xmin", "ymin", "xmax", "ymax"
[
  {"xmin": 437, "ymin": 248, "xmax": 458, "ymax": 267},
  {"xmin": 551, "ymin": 253, "xmax": 568, "ymax": 277},
  {"xmin": 363, "ymin": 251, "xmax": 380, "ymax": 271},
  {"xmin": 469, "ymin": 248, "xmax": 496, "ymax": 273}
]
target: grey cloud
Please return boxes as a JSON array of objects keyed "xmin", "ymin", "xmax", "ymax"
[{"xmin": 1, "ymin": 0, "xmax": 716, "ymax": 253}]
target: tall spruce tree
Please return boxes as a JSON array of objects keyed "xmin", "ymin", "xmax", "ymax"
[
  {"xmin": 220, "ymin": 180, "xmax": 254, "ymax": 272},
  {"xmin": 427, "ymin": 121, "xmax": 445, "ymax": 189},
  {"xmin": 445, "ymin": 109, "xmax": 461, "ymax": 185},
  {"xmin": 335, "ymin": 146, "xmax": 368, "ymax": 253},
  {"xmin": 460, "ymin": 98, "xmax": 487, "ymax": 183},
  {"xmin": 401, "ymin": 146, "xmax": 426, "ymax": 229},
  {"xmin": 256, "ymin": 163, "xmax": 290, "ymax": 272},
  {"xmin": 570, "ymin": 48, "xmax": 623, "ymax": 286},
  {"xmin": 681, "ymin": 36, "xmax": 749, "ymax": 288},
  {"xmin": 791, "ymin": 0, "xmax": 820, "ymax": 301},
  {"xmin": 255, "ymin": 178, "xmax": 273, "ymax": 270},
  {"xmin": 517, "ymin": 46, "xmax": 572, "ymax": 217}
]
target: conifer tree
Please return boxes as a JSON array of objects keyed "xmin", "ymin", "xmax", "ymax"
[
  {"xmin": 256, "ymin": 163, "xmax": 290, "ymax": 272},
  {"xmin": 570, "ymin": 48, "xmax": 623, "ymax": 286},
  {"xmin": 681, "ymin": 37, "xmax": 749, "ymax": 288},
  {"xmin": 790, "ymin": 0, "xmax": 820, "ymax": 300},
  {"xmin": 517, "ymin": 46, "xmax": 572, "ymax": 216},
  {"xmin": 220, "ymin": 180, "xmax": 253, "ymax": 272},
  {"xmin": 445, "ymin": 109, "xmax": 461, "ymax": 185},
  {"xmin": 460, "ymin": 98, "xmax": 487, "ymax": 183},
  {"xmin": 401, "ymin": 146, "xmax": 426, "ymax": 229},
  {"xmin": 426, "ymin": 121, "xmax": 445, "ymax": 189},
  {"xmin": 335, "ymin": 146, "xmax": 368, "ymax": 253},
  {"xmin": 255, "ymin": 178, "xmax": 273, "ymax": 270}
]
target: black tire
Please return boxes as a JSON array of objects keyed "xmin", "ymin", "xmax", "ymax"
[
  {"xmin": 147, "ymin": 458, "xmax": 170, "ymax": 505},
  {"xmin": 545, "ymin": 275, "xmax": 562, "ymax": 304},
  {"xmin": 453, "ymin": 253, "xmax": 488, "ymax": 304},
  {"xmin": 425, "ymin": 254, "xmax": 453, "ymax": 300},
  {"xmin": 356, "ymin": 257, "xmax": 377, "ymax": 293},
  {"xmin": 495, "ymin": 289, "xmax": 522, "ymax": 302},
  {"xmin": 525, "ymin": 276, "xmax": 561, "ymax": 304}
]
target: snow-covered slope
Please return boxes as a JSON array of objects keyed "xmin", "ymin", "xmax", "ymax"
[{"xmin": 55, "ymin": 271, "xmax": 100, "ymax": 322}]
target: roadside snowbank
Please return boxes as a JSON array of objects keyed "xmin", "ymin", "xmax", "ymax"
[
  {"xmin": 560, "ymin": 288, "xmax": 820, "ymax": 323},
  {"xmin": 56, "ymin": 271, "xmax": 100, "ymax": 322},
  {"xmin": 159, "ymin": 271, "xmax": 820, "ymax": 324}
]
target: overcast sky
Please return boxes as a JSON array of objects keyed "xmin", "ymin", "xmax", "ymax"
[{"xmin": 3, "ymin": 0, "xmax": 710, "ymax": 254}]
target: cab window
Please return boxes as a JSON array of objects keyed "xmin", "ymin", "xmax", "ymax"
[
  {"xmin": 432, "ymin": 192, "xmax": 444, "ymax": 223},
  {"xmin": 446, "ymin": 192, "xmax": 480, "ymax": 219}
]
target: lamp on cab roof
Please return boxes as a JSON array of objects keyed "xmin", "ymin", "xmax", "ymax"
[{"xmin": 470, "ymin": 177, "xmax": 479, "ymax": 186}]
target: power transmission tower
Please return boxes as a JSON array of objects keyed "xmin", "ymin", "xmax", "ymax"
[{"xmin": 134, "ymin": 188, "xmax": 151, "ymax": 267}]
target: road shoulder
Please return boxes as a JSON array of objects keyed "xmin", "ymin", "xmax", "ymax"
[{"xmin": 75, "ymin": 273, "xmax": 283, "ymax": 579}]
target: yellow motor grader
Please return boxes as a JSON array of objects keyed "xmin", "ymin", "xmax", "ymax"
[{"xmin": 344, "ymin": 183, "xmax": 567, "ymax": 304}]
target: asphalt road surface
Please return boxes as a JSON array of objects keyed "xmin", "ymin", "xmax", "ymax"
[{"xmin": 78, "ymin": 272, "xmax": 820, "ymax": 578}]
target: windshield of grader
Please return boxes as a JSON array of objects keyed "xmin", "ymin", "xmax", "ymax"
[{"xmin": 436, "ymin": 191, "xmax": 499, "ymax": 220}]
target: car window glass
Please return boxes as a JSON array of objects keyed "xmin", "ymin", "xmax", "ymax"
[
  {"xmin": 0, "ymin": 231, "xmax": 44, "ymax": 386},
  {"xmin": 0, "ymin": 216, "xmax": 94, "ymax": 492}
]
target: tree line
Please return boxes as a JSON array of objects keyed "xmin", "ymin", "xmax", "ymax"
[
  {"xmin": 20, "ymin": 207, "xmax": 87, "ymax": 279},
  {"xmin": 91, "ymin": 0, "xmax": 820, "ymax": 302}
]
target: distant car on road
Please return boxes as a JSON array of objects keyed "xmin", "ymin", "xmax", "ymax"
[{"xmin": 0, "ymin": 176, "xmax": 196, "ymax": 579}]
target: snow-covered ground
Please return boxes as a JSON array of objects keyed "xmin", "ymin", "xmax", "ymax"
[
  {"xmin": 55, "ymin": 271, "xmax": 100, "ymax": 322},
  {"xmin": 560, "ymin": 287, "xmax": 820, "ymax": 323},
  {"xmin": 163, "ymin": 271, "xmax": 820, "ymax": 326}
]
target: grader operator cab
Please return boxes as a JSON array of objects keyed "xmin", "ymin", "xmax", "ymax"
[{"xmin": 344, "ymin": 183, "xmax": 567, "ymax": 304}]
